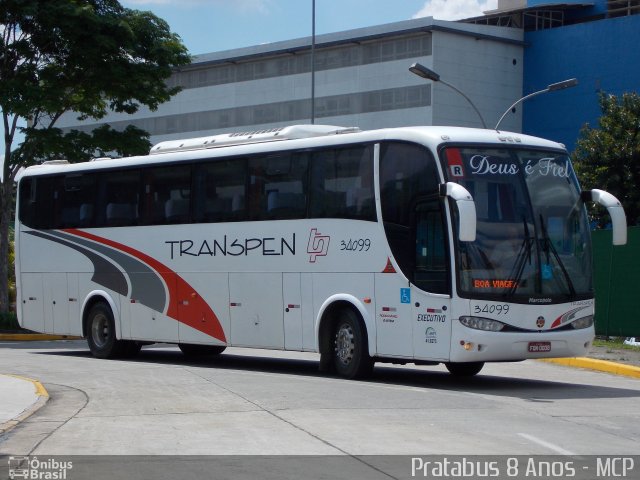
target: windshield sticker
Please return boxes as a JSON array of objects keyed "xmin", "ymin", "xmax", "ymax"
[
  {"xmin": 445, "ymin": 148, "xmax": 465, "ymax": 178},
  {"xmin": 469, "ymin": 155, "xmax": 519, "ymax": 176},
  {"xmin": 526, "ymin": 158, "xmax": 571, "ymax": 178},
  {"xmin": 458, "ymin": 153, "xmax": 573, "ymax": 179},
  {"xmin": 541, "ymin": 264, "xmax": 553, "ymax": 280}
]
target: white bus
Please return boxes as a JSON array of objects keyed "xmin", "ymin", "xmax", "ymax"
[{"xmin": 14, "ymin": 125, "xmax": 627, "ymax": 378}]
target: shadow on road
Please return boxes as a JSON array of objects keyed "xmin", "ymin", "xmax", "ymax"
[{"xmin": 25, "ymin": 340, "xmax": 640, "ymax": 402}]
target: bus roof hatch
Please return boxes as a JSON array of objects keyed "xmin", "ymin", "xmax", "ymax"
[{"xmin": 149, "ymin": 125, "xmax": 360, "ymax": 155}]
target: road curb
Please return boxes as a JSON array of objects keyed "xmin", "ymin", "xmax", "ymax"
[
  {"xmin": 0, "ymin": 333, "xmax": 82, "ymax": 341},
  {"xmin": 539, "ymin": 357, "xmax": 640, "ymax": 379},
  {"xmin": 0, "ymin": 374, "xmax": 49, "ymax": 436}
]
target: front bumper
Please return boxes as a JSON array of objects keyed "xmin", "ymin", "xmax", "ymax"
[{"xmin": 448, "ymin": 319, "xmax": 594, "ymax": 363}]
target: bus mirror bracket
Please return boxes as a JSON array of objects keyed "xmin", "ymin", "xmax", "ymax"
[
  {"xmin": 439, "ymin": 182, "xmax": 477, "ymax": 242},
  {"xmin": 581, "ymin": 189, "xmax": 627, "ymax": 246}
]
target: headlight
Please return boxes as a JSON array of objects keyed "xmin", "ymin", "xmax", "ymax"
[
  {"xmin": 571, "ymin": 315, "xmax": 594, "ymax": 329},
  {"xmin": 459, "ymin": 316, "xmax": 505, "ymax": 332}
]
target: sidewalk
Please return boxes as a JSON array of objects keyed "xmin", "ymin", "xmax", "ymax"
[{"xmin": 0, "ymin": 374, "xmax": 49, "ymax": 435}]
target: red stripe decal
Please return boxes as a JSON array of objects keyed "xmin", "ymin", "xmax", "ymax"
[{"xmin": 64, "ymin": 229, "xmax": 226, "ymax": 343}]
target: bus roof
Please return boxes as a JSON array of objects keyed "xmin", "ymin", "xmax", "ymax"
[{"xmin": 18, "ymin": 125, "xmax": 567, "ymax": 178}]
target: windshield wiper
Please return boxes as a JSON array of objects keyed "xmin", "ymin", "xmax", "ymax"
[
  {"xmin": 538, "ymin": 214, "xmax": 576, "ymax": 296},
  {"xmin": 506, "ymin": 216, "xmax": 535, "ymax": 297}
]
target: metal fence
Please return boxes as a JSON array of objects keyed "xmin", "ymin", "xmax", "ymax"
[{"xmin": 592, "ymin": 226, "xmax": 640, "ymax": 337}]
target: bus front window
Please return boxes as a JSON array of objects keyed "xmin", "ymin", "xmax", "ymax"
[{"xmin": 442, "ymin": 147, "xmax": 592, "ymax": 302}]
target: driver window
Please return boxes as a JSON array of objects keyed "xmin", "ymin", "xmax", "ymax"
[{"xmin": 415, "ymin": 201, "xmax": 449, "ymax": 294}]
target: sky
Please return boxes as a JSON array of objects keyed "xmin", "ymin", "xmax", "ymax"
[
  {"xmin": 2, "ymin": 0, "xmax": 499, "ymax": 170},
  {"xmin": 119, "ymin": 0, "xmax": 499, "ymax": 55}
]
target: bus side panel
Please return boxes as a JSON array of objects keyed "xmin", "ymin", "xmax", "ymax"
[
  {"xmin": 43, "ymin": 273, "xmax": 68, "ymax": 334},
  {"xmin": 374, "ymin": 272, "xmax": 413, "ymax": 358},
  {"xmin": 229, "ymin": 272, "xmax": 284, "ymax": 349},
  {"xmin": 18, "ymin": 273, "xmax": 45, "ymax": 333},
  {"xmin": 312, "ymin": 273, "xmax": 376, "ymax": 355},
  {"xmin": 283, "ymin": 273, "xmax": 303, "ymax": 350},
  {"xmin": 301, "ymin": 273, "xmax": 315, "ymax": 351},
  {"xmin": 177, "ymin": 272, "xmax": 230, "ymax": 346},
  {"xmin": 66, "ymin": 273, "xmax": 81, "ymax": 336}
]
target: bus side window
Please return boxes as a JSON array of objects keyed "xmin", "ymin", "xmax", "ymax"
[
  {"xmin": 141, "ymin": 165, "xmax": 192, "ymax": 225},
  {"xmin": 101, "ymin": 170, "xmax": 141, "ymax": 227},
  {"xmin": 248, "ymin": 153, "xmax": 308, "ymax": 221},
  {"xmin": 18, "ymin": 178, "xmax": 36, "ymax": 228},
  {"xmin": 194, "ymin": 159, "xmax": 247, "ymax": 223},
  {"xmin": 57, "ymin": 174, "xmax": 97, "ymax": 228},
  {"xmin": 309, "ymin": 145, "xmax": 375, "ymax": 221}
]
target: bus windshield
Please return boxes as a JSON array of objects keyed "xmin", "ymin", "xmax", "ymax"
[{"xmin": 441, "ymin": 146, "xmax": 592, "ymax": 302}]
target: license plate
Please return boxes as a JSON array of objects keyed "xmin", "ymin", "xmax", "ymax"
[{"xmin": 528, "ymin": 341, "xmax": 551, "ymax": 353}]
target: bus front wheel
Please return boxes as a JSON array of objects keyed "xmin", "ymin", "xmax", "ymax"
[
  {"xmin": 333, "ymin": 309, "xmax": 373, "ymax": 379},
  {"xmin": 445, "ymin": 361, "xmax": 484, "ymax": 377},
  {"xmin": 86, "ymin": 302, "xmax": 126, "ymax": 359}
]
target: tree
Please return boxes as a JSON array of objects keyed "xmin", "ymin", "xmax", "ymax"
[
  {"xmin": 573, "ymin": 92, "xmax": 640, "ymax": 227},
  {"xmin": 0, "ymin": 0, "xmax": 191, "ymax": 313}
]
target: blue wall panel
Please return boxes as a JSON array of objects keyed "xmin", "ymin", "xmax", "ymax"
[{"xmin": 523, "ymin": 15, "xmax": 640, "ymax": 151}]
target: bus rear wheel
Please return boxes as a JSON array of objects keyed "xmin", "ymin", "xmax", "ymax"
[
  {"xmin": 445, "ymin": 361, "xmax": 484, "ymax": 377},
  {"xmin": 179, "ymin": 344, "xmax": 226, "ymax": 357},
  {"xmin": 86, "ymin": 302, "xmax": 126, "ymax": 359},
  {"xmin": 333, "ymin": 309, "xmax": 373, "ymax": 379}
]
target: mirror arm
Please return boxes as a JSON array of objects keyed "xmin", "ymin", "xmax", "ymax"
[
  {"xmin": 440, "ymin": 182, "xmax": 476, "ymax": 242},
  {"xmin": 582, "ymin": 189, "xmax": 627, "ymax": 246}
]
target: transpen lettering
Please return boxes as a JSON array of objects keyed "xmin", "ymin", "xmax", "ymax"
[{"xmin": 166, "ymin": 234, "xmax": 296, "ymax": 259}]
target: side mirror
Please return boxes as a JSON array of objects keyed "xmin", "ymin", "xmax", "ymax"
[
  {"xmin": 440, "ymin": 182, "xmax": 476, "ymax": 242},
  {"xmin": 581, "ymin": 189, "xmax": 627, "ymax": 245}
]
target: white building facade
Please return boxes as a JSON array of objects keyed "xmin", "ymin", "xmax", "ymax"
[{"xmin": 58, "ymin": 17, "xmax": 524, "ymax": 144}]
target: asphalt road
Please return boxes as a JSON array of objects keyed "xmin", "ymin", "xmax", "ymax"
[{"xmin": 0, "ymin": 340, "xmax": 638, "ymax": 460}]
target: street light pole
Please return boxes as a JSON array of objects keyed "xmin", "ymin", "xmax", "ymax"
[
  {"xmin": 310, "ymin": 0, "xmax": 316, "ymax": 125},
  {"xmin": 409, "ymin": 62, "xmax": 487, "ymax": 129},
  {"xmin": 494, "ymin": 78, "xmax": 578, "ymax": 131}
]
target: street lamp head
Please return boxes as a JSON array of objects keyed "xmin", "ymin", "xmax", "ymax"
[
  {"xmin": 548, "ymin": 78, "xmax": 578, "ymax": 92},
  {"xmin": 409, "ymin": 62, "xmax": 440, "ymax": 82},
  {"xmin": 494, "ymin": 77, "xmax": 579, "ymax": 131}
]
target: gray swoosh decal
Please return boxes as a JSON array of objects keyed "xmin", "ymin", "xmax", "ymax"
[
  {"xmin": 46, "ymin": 230, "xmax": 167, "ymax": 313},
  {"xmin": 25, "ymin": 231, "xmax": 128, "ymax": 296}
]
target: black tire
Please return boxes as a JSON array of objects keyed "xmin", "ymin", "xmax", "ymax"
[
  {"xmin": 179, "ymin": 344, "xmax": 226, "ymax": 357},
  {"xmin": 445, "ymin": 361, "xmax": 484, "ymax": 377},
  {"xmin": 332, "ymin": 309, "xmax": 373, "ymax": 379},
  {"xmin": 86, "ymin": 302, "xmax": 126, "ymax": 359}
]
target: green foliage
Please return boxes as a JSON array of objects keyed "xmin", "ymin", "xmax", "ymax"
[
  {"xmin": 16, "ymin": 124, "xmax": 152, "ymax": 163},
  {"xmin": 0, "ymin": 0, "xmax": 191, "ymax": 313},
  {"xmin": 1, "ymin": 0, "xmax": 190, "ymax": 171},
  {"xmin": 0, "ymin": 312, "xmax": 19, "ymax": 331},
  {"xmin": 573, "ymin": 92, "xmax": 640, "ymax": 226}
]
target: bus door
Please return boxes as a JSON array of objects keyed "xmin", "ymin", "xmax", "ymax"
[
  {"xmin": 411, "ymin": 200, "xmax": 452, "ymax": 361},
  {"xmin": 229, "ymin": 273, "xmax": 284, "ymax": 348}
]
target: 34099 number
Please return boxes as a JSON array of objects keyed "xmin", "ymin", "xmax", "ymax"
[
  {"xmin": 340, "ymin": 239, "xmax": 371, "ymax": 251},
  {"xmin": 473, "ymin": 304, "xmax": 510, "ymax": 315}
]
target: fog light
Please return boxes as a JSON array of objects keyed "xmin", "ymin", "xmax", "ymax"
[{"xmin": 571, "ymin": 315, "xmax": 594, "ymax": 330}]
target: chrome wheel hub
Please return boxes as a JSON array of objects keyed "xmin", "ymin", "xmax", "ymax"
[
  {"xmin": 335, "ymin": 323, "xmax": 355, "ymax": 365},
  {"xmin": 91, "ymin": 313, "xmax": 109, "ymax": 348}
]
